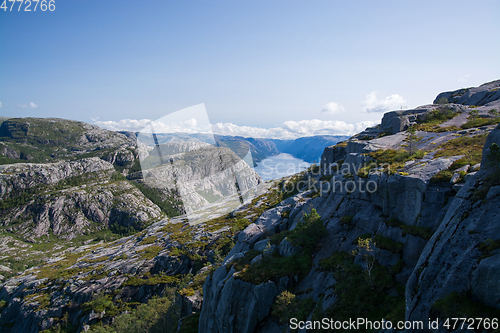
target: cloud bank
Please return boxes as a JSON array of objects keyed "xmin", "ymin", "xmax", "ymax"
[
  {"xmin": 321, "ymin": 101, "xmax": 345, "ymax": 114},
  {"xmin": 17, "ymin": 102, "xmax": 39, "ymax": 109},
  {"xmin": 362, "ymin": 92, "xmax": 406, "ymax": 113},
  {"xmin": 95, "ymin": 118, "xmax": 375, "ymax": 140}
]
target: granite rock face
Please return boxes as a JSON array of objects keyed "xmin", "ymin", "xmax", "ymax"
[
  {"xmin": 0, "ymin": 158, "xmax": 162, "ymax": 240},
  {"xmin": 199, "ymin": 266, "xmax": 280, "ymax": 333},
  {"xmin": 434, "ymin": 79, "xmax": 500, "ymax": 106},
  {"xmin": 406, "ymin": 124, "xmax": 500, "ymax": 328}
]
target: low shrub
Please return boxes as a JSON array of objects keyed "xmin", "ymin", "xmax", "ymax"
[
  {"xmin": 287, "ymin": 209, "xmax": 325, "ymax": 255},
  {"xmin": 478, "ymin": 238, "xmax": 500, "ymax": 258},
  {"xmin": 237, "ymin": 253, "xmax": 311, "ymax": 285},
  {"xmin": 431, "ymin": 291, "xmax": 500, "ymax": 325},
  {"xmin": 87, "ymin": 291, "xmax": 179, "ymax": 333},
  {"xmin": 383, "ymin": 218, "xmax": 432, "ymax": 240},
  {"xmin": 318, "ymin": 251, "xmax": 405, "ymax": 327},
  {"xmin": 137, "ymin": 245, "xmax": 163, "ymax": 259},
  {"xmin": 123, "ymin": 273, "xmax": 179, "ymax": 287},
  {"xmin": 272, "ymin": 290, "xmax": 315, "ymax": 324},
  {"xmin": 429, "ymin": 169, "xmax": 454, "ymax": 183},
  {"xmin": 461, "ymin": 117, "xmax": 500, "ymax": 129},
  {"xmin": 373, "ymin": 235, "xmax": 404, "ymax": 254},
  {"xmin": 139, "ymin": 236, "xmax": 158, "ymax": 245},
  {"xmin": 340, "ymin": 215, "xmax": 354, "ymax": 226}
]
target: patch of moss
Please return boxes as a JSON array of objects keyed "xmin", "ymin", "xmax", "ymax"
[
  {"xmin": 23, "ymin": 292, "xmax": 51, "ymax": 311},
  {"xmin": 383, "ymin": 218, "xmax": 432, "ymax": 240},
  {"xmin": 137, "ymin": 245, "xmax": 163, "ymax": 259},
  {"xmin": 123, "ymin": 273, "xmax": 179, "ymax": 287},
  {"xmin": 461, "ymin": 117, "xmax": 500, "ymax": 130},
  {"xmin": 368, "ymin": 149, "xmax": 425, "ymax": 174},
  {"xmin": 434, "ymin": 134, "xmax": 487, "ymax": 165},
  {"xmin": 83, "ymin": 256, "xmax": 110, "ymax": 264},
  {"xmin": 478, "ymin": 238, "xmax": 500, "ymax": 258},
  {"xmin": 429, "ymin": 169, "xmax": 454, "ymax": 183},
  {"xmin": 272, "ymin": 290, "xmax": 315, "ymax": 325},
  {"xmin": 473, "ymin": 169, "xmax": 500, "ymax": 201},
  {"xmin": 139, "ymin": 235, "xmax": 158, "ymax": 245},
  {"xmin": 340, "ymin": 215, "xmax": 354, "ymax": 226}
]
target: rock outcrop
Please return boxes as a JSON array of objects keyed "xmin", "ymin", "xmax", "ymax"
[
  {"xmin": 434, "ymin": 79, "xmax": 500, "ymax": 106},
  {"xmin": 0, "ymin": 157, "xmax": 163, "ymax": 240}
]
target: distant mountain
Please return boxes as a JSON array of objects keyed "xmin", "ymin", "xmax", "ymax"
[
  {"xmin": 132, "ymin": 132, "xmax": 349, "ymax": 164},
  {"xmin": 271, "ymin": 135, "xmax": 349, "ymax": 163},
  {"xmin": 214, "ymin": 135, "xmax": 280, "ymax": 165},
  {"xmin": 215, "ymin": 135, "xmax": 349, "ymax": 164},
  {"xmin": 0, "ymin": 117, "xmax": 137, "ymax": 166}
]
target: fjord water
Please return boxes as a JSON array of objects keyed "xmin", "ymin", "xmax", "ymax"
[{"xmin": 254, "ymin": 153, "xmax": 311, "ymax": 181}]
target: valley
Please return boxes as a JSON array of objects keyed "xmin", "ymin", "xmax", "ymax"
[{"xmin": 0, "ymin": 79, "xmax": 500, "ymax": 332}]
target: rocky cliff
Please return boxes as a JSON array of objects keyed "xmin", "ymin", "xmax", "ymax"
[
  {"xmin": 406, "ymin": 124, "xmax": 500, "ymax": 329},
  {"xmin": 0, "ymin": 118, "xmax": 138, "ymax": 171},
  {"xmin": 0, "ymin": 157, "xmax": 164, "ymax": 241},
  {"xmin": 199, "ymin": 79, "xmax": 500, "ymax": 332}
]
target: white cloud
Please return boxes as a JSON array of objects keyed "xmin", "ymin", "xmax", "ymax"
[
  {"xmin": 95, "ymin": 118, "xmax": 374, "ymax": 140},
  {"xmin": 321, "ymin": 101, "xmax": 345, "ymax": 114},
  {"xmin": 362, "ymin": 92, "xmax": 406, "ymax": 113},
  {"xmin": 95, "ymin": 119, "xmax": 154, "ymax": 132},
  {"xmin": 95, "ymin": 118, "xmax": 211, "ymax": 134},
  {"xmin": 458, "ymin": 74, "xmax": 471, "ymax": 83},
  {"xmin": 17, "ymin": 102, "xmax": 39, "ymax": 109}
]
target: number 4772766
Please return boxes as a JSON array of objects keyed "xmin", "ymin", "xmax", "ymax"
[{"xmin": 1, "ymin": 0, "xmax": 55, "ymax": 11}]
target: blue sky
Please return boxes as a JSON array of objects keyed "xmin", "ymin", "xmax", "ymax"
[{"xmin": 1, "ymin": 0, "xmax": 499, "ymax": 138}]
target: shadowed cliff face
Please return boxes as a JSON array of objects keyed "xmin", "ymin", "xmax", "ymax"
[{"xmin": 406, "ymin": 124, "xmax": 500, "ymax": 328}]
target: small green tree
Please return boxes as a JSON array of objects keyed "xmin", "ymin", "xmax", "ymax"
[
  {"xmin": 354, "ymin": 238, "xmax": 376, "ymax": 283},
  {"xmin": 406, "ymin": 127, "xmax": 419, "ymax": 155},
  {"xmin": 288, "ymin": 208, "xmax": 325, "ymax": 255},
  {"xmin": 489, "ymin": 109, "xmax": 499, "ymax": 116},
  {"xmin": 272, "ymin": 290, "xmax": 296, "ymax": 323}
]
